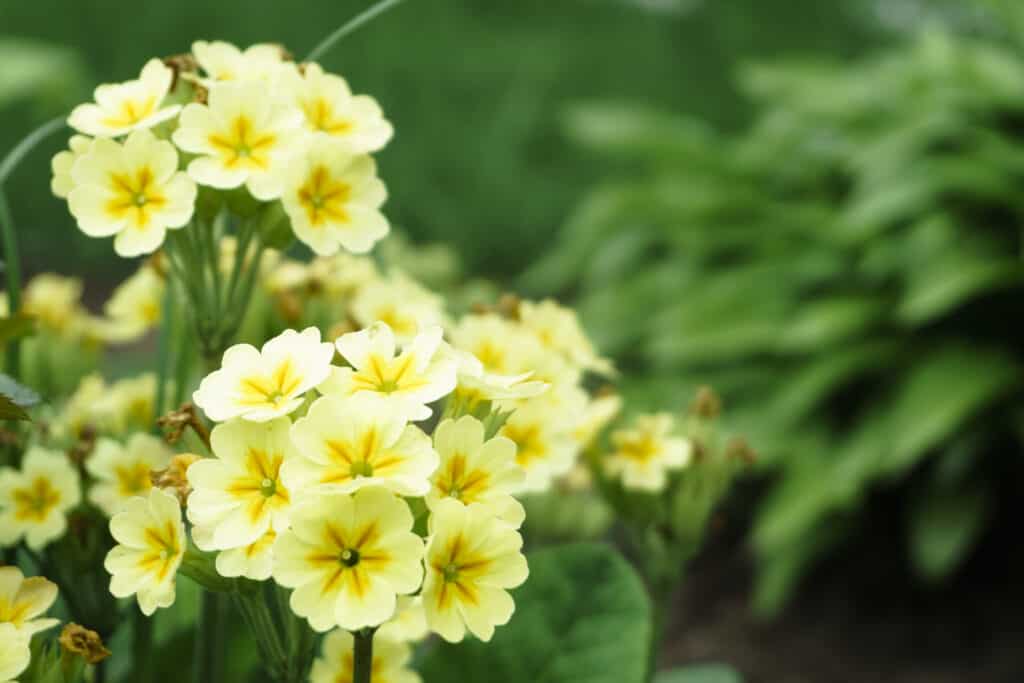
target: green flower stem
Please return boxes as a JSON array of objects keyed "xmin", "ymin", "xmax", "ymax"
[
  {"xmin": 132, "ymin": 607, "xmax": 154, "ymax": 683},
  {"xmin": 154, "ymin": 277, "xmax": 176, "ymax": 422},
  {"xmin": 193, "ymin": 591, "xmax": 227, "ymax": 683},
  {"xmin": 0, "ymin": 191, "xmax": 22, "ymax": 377},
  {"xmin": 179, "ymin": 545, "xmax": 235, "ymax": 593},
  {"xmin": 352, "ymin": 628, "xmax": 375, "ymax": 683},
  {"xmin": 306, "ymin": 0, "xmax": 406, "ymax": 62},
  {"xmin": 233, "ymin": 588, "xmax": 287, "ymax": 672}
]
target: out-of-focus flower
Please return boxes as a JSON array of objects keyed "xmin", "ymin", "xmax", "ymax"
[
  {"xmin": 498, "ymin": 395, "xmax": 582, "ymax": 494},
  {"xmin": 286, "ymin": 63, "xmax": 393, "ymax": 153},
  {"xmin": 104, "ymin": 488, "xmax": 186, "ymax": 615},
  {"xmin": 0, "ymin": 566, "xmax": 59, "ymax": 635},
  {"xmin": 0, "ymin": 623, "xmax": 30, "ymax": 683},
  {"xmin": 51, "ymin": 135, "xmax": 95, "ymax": 199},
  {"xmin": 284, "ymin": 393, "xmax": 438, "ymax": 497},
  {"xmin": 0, "ymin": 448, "xmax": 81, "ymax": 550},
  {"xmin": 100, "ymin": 264, "xmax": 164, "ymax": 342},
  {"xmin": 278, "ymin": 145, "xmax": 389, "ymax": 256},
  {"xmin": 423, "ymin": 499, "xmax": 528, "ymax": 642},
  {"xmin": 187, "ymin": 417, "xmax": 295, "ymax": 549},
  {"xmin": 172, "ymin": 80, "xmax": 302, "ymax": 200},
  {"xmin": 68, "ymin": 129, "xmax": 196, "ymax": 257},
  {"xmin": 573, "ymin": 392, "xmax": 623, "ymax": 449},
  {"xmin": 191, "ymin": 40, "xmax": 292, "ymax": 85},
  {"xmin": 59, "ymin": 623, "xmax": 112, "ymax": 664},
  {"xmin": 272, "ymin": 487, "xmax": 423, "ymax": 632},
  {"xmin": 428, "ymin": 416, "xmax": 524, "ymax": 527},
  {"xmin": 350, "ymin": 272, "xmax": 446, "ymax": 342},
  {"xmin": 20, "ymin": 274, "xmax": 84, "ymax": 334},
  {"xmin": 378, "ymin": 595, "xmax": 429, "ymax": 643},
  {"xmin": 321, "ymin": 323, "xmax": 455, "ymax": 421},
  {"xmin": 193, "ymin": 327, "xmax": 334, "ymax": 422},
  {"xmin": 68, "ymin": 59, "xmax": 181, "ymax": 137},
  {"xmin": 87, "ymin": 433, "xmax": 172, "ymax": 516},
  {"xmin": 604, "ymin": 413, "xmax": 691, "ymax": 492},
  {"xmin": 310, "ymin": 629, "xmax": 421, "ymax": 683},
  {"xmin": 444, "ymin": 346, "xmax": 547, "ymax": 410},
  {"xmin": 92, "ymin": 373, "xmax": 158, "ymax": 436},
  {"xmin": 518, "ymin": 299, "xmax": 615, "ymax": 376}
]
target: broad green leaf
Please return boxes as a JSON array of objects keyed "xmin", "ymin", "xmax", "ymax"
[
  {"xmin": 418, "ymin": 543, "xmax": 651, "ymax": 683},
  {"xmin": 899, "ymin": 258, "xmax": 1023, "ymax": 325},
  {"xmin": 776, "ymin": 295, "xmax": 885, "ymax": 353},
  {"xmin": 909, "ymin": 483, "xmax": 990, "ymax": 582},
  {"xmin": 655, "ymin": 664, "xmax": 744, "ymax": 683}
]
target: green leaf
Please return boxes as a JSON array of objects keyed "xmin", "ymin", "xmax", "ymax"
[
  {"xmin": 909, "ymin": 482, "xmax": 990, "ymax": 583},
  {"xmin": 0, "ymin": 314, "xmax": 35, "ymax": 347},
  {"xmin": 899, "ymin": 257, "xmax": 1024, "ymax": 325},
  {"xmin": 0, "ymin": 394, "xmax": 29, "ymax": 420},
  {"xmin": 776, "ymin": 295, "xmax": 884, "ymax": 352},
  {"xmin": 0, "ymin": 38, "xmax": 85, "ymax": 109},
  {"xmin": 418, "ymin": 543, "xmax": 651, "ymax": 683},
  {"xmin": 654, "ymin": 664, "xmax": 744, "ymax": 683}
]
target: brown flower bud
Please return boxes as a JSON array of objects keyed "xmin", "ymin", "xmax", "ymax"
[
  {"xmin": 59, "ymin": 623, "xmax": 112, "ymax": 665},
  {"xmin": 152, "ymin": 453, "xmax": 203, "ymax": 506},
  {"xmin": 688, "ymin": 385, "xmax": 722, "ymax": 419},
  {"xmin": 724, "ymin": 436, "xmax": 757, "ymax": 465}
]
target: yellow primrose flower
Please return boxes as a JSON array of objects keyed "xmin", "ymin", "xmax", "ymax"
[
  {"xmin": 604, "ymin": 413, "xmax": 691, "ymax": 492},
  {"xmin": 284, "ymin": 393, "xmax": 438, "ymax": 497},
  {"xmin": 444, "ymin": 345, "xmax": 547, "ymax": 411},
  {"xmin": 21, "ymin": 274, "xmax": 83, "ymax": 333},
  {"xmin": 0, "ymin": 448, "xmax": 81, "ymax": 550},
  {"xmin": 68, "ymin": 59, "xmax": 181, "ymax": 137},
  {"xmin": 310, "ymin": 629, "xmax": 421, "ymax": 683},
  {"xmin": 272, "ymin": 487, "xmax": 424, "ymax": 632},
  {"xmin": 308, "ymin": 252, "xmax": 380, "ymax": 297},
  {"xmin": 449, "ymin": 313, "xmax": 540, "ymax": 377},
  {"xmin": 214, "ymin": 529, "xmax": 277, "ymax": 581},
  {"xmin": 68, "ymin": 129, "xmax": 197, "ymax": 257},
  {"xmin": 104, "ymin": 488, "xmax": 186, "ymax": 616},
  {"xmin": 191, "ymin": 40, "xmax": 292, "ymax": 85},
  {"xmin": 286, "ymin": 62, "xmax": 393, "ymax": 153},
  {"xmin": 498, "ymin": 395, "xmax": 582, "ymax": 494},
  {"xmin": 350, "ymin": 271, "xmax": 446, "ymax": 342},
  {"xmin": 423, "ymin": 499, "xmax": 528, "ymax": 643},
  {"xmin": 186, "ymin": 417, "xmax": 295, "ymax": 549},
  {"xmin": 50, "ymin": 135, "xmax": 94, "ymax": 199},
  {"xmin": 320, "ymin": 323, "xmax": 456, "ymax": 421},
  {"xmin": 0, "ymin": 623, "xmax": 31, "ymax": 683},
  {"xmin": 278, "ymin": 144, "xmax": 389, "ymax": 256},
  {"xmin": 91, "ymin": 373, "xmax": 159, "ymax": 436},
  {"xmin": 378, "ymin": 595, "xmax": 429, "ymax": 643},
  {"xmin": 172, "ymin": 80, "xmax": 302, "ymax": 200},
  {"xmin": 573, "ymin": 392, "xmax": 623, "ymax": 449},
  {"xmin": 0, "ymin": 566, "xmax": 59, "ymax": 635},
  {"xmin": 100, "ymin": 263, "xmax": 164, "ymax": 342},
  {"xmin": 87, "ymin": 433, "xmax": 172, "ymax": 516},
  {"xmin": 428, "ymin": 416, "xmax": 525, "ymax": 527},
  {"xmin": 193, "ymin": 327, "xmax": 335, "ymax": 423},
  {"xmin": 518, "ymin": 299, "xmax": 615, "ymax": 376}
]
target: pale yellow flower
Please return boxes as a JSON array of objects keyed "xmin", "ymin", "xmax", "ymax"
[
  {"xmin": 51, "ymin": 135, "xmax": 94, "ymax": 198},
  {"xmin": 214, "ymin": 529, "xmax": 277, "ymax": 581},
  {"xmin": 449, "ymin": 313, "xmax": 539, "ymax": 377},
  {"xmin": 604, "ymin": 413, "xmax": 691, "ymax": 492},
  {"xmin": 0, "ymin": 448, "xmax": 81, "ymax": 550},
  {"xmin": 320, "ymin": 323, "xmax": 456, "ymax": 421},
  {"xmin": 498, "ymin": 394, "xmax": 583, "ymax": 494},
  {"xmin": 0, "ymin": 566, "xmax": 59, "ymax": 635},
  {"xmin": 428, "ymin": 416, "xmax": 524, "ymax": 527},
  {"xmin": 286, "ymin": 62, "xmax": 393, "ymax": 153},
  {"xmin": 93, "ymin": 373, "xmax": 158, "ymax": 436},
  {"xmin": 104, "ymin": 488, "xmax": 185, "ymax": 615},
  {"xmin": 377, "ymin": 595, "xmax": 429, "ymax": 643},
  {"xmin": 278, "ymin": 143, "xmax": 389, "ymax": 256},
  {"xmin": 193, "ymin": 327, "xmax": 335, "ymax": 423},
  {"xmin": 518, "ymin": 299, "xmax": 615, "ymax": 376},
  {"xmin": 87, "ymin": 433, "xmax": 172, "ymax": 516},
  {"xmin": 172, "ymin": 80, "xmax": 302, "ymax": 200},
  {"xmin": 310, "ymin": 629, "xmax": 420, "ymax": 683},
  {"xmin": 187, "ymin": 417, "xmax": 295, "ymax": 549},
  {"xmin": 573, "ymin": 393, "xmax": 623, "ymax": 448},
  {"xmin": 68, "ymin": 59, "xmax": 181, "ymax": 137},
  {"xmin": 53, "ymin": 373, "xmax": 107, "ymax": 440},
  {"xmin": 272, "ymin": 487, "xmax": 424, "ymax": 632},
  {"xmin": 100, "ymin": 263, "xmax": 164, "ymax": 342},
  {"xmin": 308, "ymin": 252, "xmax": 380, "ymax": 297},
  {"xmin": 191, "ymin": 40, "xmax": 292, "ymax": 85},
  {"xmin": 21, "ymin": 274, "xmax": 83, "ymax": 333},
  {"xmin": 350, "ymin": 271, "xmax": 446, "ymax": 342},
  {"xmin": 0, "ymin": 622, "xmax": 31, "ymax": 683},
  {"xmin": 423, "ymin": 499, "xmax": 528, "ymax": 643},
  {"xmin": 443, "ymin": 345, "xmax": 547, "ymax": 411},
  {"xmin": 68, "ymin": 129, "xmax": 196, "ymax": 257},
  {"xmin": 284, "ymin": 393, "xmax": 438, "ymax": 497}
]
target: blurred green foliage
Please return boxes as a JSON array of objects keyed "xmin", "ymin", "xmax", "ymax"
[{"xmin": 526, "ymin": 28, "xmax": 1024, "ymax": 612}]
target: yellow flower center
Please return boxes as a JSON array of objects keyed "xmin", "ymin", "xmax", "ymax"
[
  {"xmin": 105, "ymin": 166, "xmax": 167, "ymax": 229},
  {"xmin": 297, "ymin": 165, "xmax": 351, "ymax": 227},
  {"xmin": 139, "ymin": 520, "xmax": 181, "ymax": 581},
  {"xmin": 349, "ymin": 353, "xmax": 428, "ymax": 396},
  {"xmin": 436, "ymin": 454, "xmax": 489, "ymax": 504},
  {"xmin": 502, "ymin": 424, "xmax": 545, "ymax": 467},
  {"xmin": 431, "ymin": 534, "xmax": 492, "ymax": 609},
  {"xmin": 102, "ymin": 95, "xmax": 157, "ymax": 129},
  {"xmin": 12, "ymin": 477, "xmax": 61, "ymax": 522},
  {"xmin": 238, "ymin": 359, "xmax": 303, "ymax": 409},
  {"xmin": 301, "ymin": 98, "xmax": 353, "ymax": 136},
  {"xmin": 617, "ymin": 435, "xmax": 659, "ymax": 463},
  {"xmin": 471, "ymin": 341, "xmax": 506, "ymax": 374},
  {"xmin": 309, "ymin": 522, "xmax": 387, "ymax": 599},
  {"xmin": 116, "ymin": 461, "xmax": 154, "ymax": 496},
  {"xmin": 322, "ymin": 428, "xmax": 403, "ymax": 485},
  {"xmin": 225, "ymin": 448, "xmax": 290, "ymax": 523},
  {"xmin": 208, "ymin": 115, "xmax": 277, "ymax": 170},
  {"xmin": 372, "ymin": 307, "xmax": 415, "ymax": 338}
]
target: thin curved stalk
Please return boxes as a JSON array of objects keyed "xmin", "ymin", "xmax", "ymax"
[
  {"xmin": 305, "ymin": 0, "xmax": 407, "ymax": 62},
  {"xmin": 0, "ymin": 192, "xmax": 22, "ymax": 376},
  {"xmin": 0, "ymin": 117, "xmax": 66, "ymax": 186}
]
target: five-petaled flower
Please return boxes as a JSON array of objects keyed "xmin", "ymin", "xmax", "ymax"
[
  {"xmin": 604, "ymin": 413, "xmax": 691, "ymax": 492},
  {"xmin": 310, "ymin": 629, "xmax": 421, "ymax": 683},
  {"xmin": 272, "ymin": 487, "xmax": 424, "ymax": 632},
  {"xmin": 191, "ymin": 40, "xmax": 292, "ymax": 85},
  {"xmin": 0, "ymin": 448, "xmax": 81, "ymax": 550},
  {"xmin": 0, "ymin": 566, "xmax": 60, "ymax": 636},
  {"xmin": 68, "ymin": 59, "xmax": 181, "ymax": 137},
  {"xmin": 87, "ymin": 433, "xmax": 172, "ymax": 516}
]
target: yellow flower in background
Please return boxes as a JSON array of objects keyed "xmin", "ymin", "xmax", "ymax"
[
  {"xmin": 172, "ymin": 80, "xmax": 302, "ymax": 200},
  {"xmin": 0, "ymin": 566, "xmax": 59, "ymax": 635},
  {"xmin": 68, "ymin": 129, "xmax": 197, "ymax": 257},
  {"xmin": 192, "ymin": 327, "xmax": 334, "ymax": 422},
  {"xmin": 498, "ymin": 394, "xmax": 583, "ymax": 494},
  {"xmin": 272, "ymin": 487, "xmax": 424, "ymax": 632},
  {"xmin": 88, "ymin": 373, "xmax": 159, "ymax": 436},
  {"xmin": 444, "ymin": 345, "xmax": 548, "ymax": 410},
  {"xmin": 287, "ymin": 62, "xmax": 393, "ymax": 153},
  {"xmin": 0, "ymin": 623, "xmax": 31, "ymax": 683},
  {"xmin": 428, "ymin": 416, "xmax": 525, "ymax": 527},
  {"xmin": 187, "ymin": 417, "xmax": 295, "ymax": 549},
  {"xmin": 68, "ymin": 59, "xmax": 181, "ymax": 137},
  {"xmin": 99, "ymin": 263, "xmax": 164, "ymax": 342},
  {"xmin": 50, "ymin": 135, "xmax": 94, "ymax": 199},
  {"xmin": 310, "ymin": 629, "xmax": 421, "ymax": 683},
  {"xmin": 284, "ymin": 393, "xmax": 438, "ymax": 497},
  {"xmin": 104, "ymin": 488, "xmax": 185, "ymax": 616},
  {"xmin": 191, "ymin": 40, "xmax": 292, "ymax": 85},
  {"xmin": 0, "ymin": 448, "xmax": 81, "ymax": 550},
  {"xmin": 378, "ymin": 595, "xmax": 429, "ymax": 643},
  {"xmin": 573, "ymin": 392, "xmax": 623, "ymax": 449},
  {"xmin": 605, "ymin": 413, "xmax": 691, "ymax": 492},
  {"xmin": 423, "ymin": 499, "xmax": 528, "ymax": 643},
  {"xmin": 20, "ymin": 274, "xmax": 84, "ymax": 333},
  {"xmin": 307, "ymin": 252, "xmax": 380, "ymax": 297},
  {"xmin": 321, "ymin": 323, "xmax": 456, "ymax": 421},
  {"xmin": 278, "ymin": 144, "xmax": 389, "ymax": 256},
  {"xmin": 350, "ymin": 271, "xmax": 446, "ymax": 342},
  {"xmin": 518, "ymin": 299, "xmax": 615, "ymax": 377},
  {"xmin": 449, "ymin": 313, "xmax": 539, "ymax": 377},
  {"xmin": 87, "ymin": 433, "xmax": 172, "ymax": 516}
]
